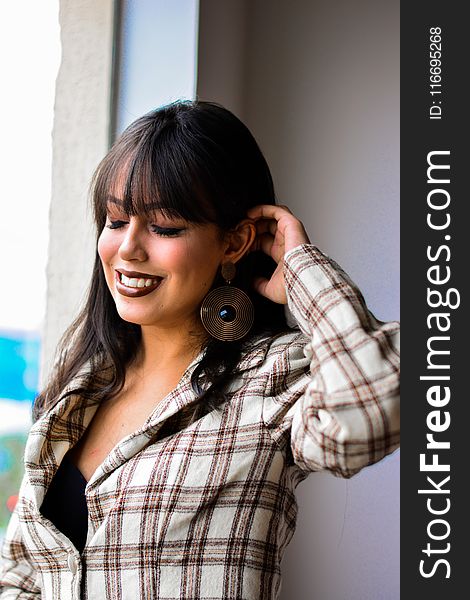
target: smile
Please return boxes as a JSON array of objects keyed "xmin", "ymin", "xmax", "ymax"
[
  {"xmin": 115, "ymin": 270, "xmax": 164, "ymax": 297},
  {"xmin": 120, "ymin": 272, "xmax": 158, "ymax": 288}
]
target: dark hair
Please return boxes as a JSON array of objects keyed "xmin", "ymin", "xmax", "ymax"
[{"xmin": 33, "ymin": 100, "xmax": 292, "ymax": 424}]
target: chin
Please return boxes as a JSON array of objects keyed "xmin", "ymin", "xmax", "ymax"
[{"xmin": 114, "ymin": 306, "xmax": 159, "ymax": 326}]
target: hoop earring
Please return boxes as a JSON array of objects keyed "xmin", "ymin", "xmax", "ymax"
[{"xmin": 200, "ymin": 261, "xmax": 254, "ymax": 341}]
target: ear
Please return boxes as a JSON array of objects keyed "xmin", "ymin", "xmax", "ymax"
[{"xmin": 222, "ymin": 219, "xmax": 257, "ymax": 264}]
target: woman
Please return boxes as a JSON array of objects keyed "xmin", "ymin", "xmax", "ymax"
[{"xmin": 0, "ymin": 100, "xmax": 400, "ymax": 599}]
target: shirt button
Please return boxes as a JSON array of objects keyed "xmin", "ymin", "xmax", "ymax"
[{"xmin": 68, "ymin": 554, "xmax": 78, "ymax": 575}]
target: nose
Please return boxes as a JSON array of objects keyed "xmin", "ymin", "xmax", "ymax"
[{"xmin": 118, "ymin": 218, "xmax": 149, "ymax": 262}]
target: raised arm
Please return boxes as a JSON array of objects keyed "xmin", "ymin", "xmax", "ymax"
[
  {"xmin": 247, "ymin": 205, "xmax": 400, "ymax": 478},
  {"xmin": 281, "ymin": 243, "xmax": 399, "ymax": 477}
]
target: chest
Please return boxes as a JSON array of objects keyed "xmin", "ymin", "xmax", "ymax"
[{"xmin": 68, "ymin": 377, "xmax": 179, "ymax": 482}]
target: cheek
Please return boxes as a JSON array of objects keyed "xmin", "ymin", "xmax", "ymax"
[
  {"xmin": 97, "ymin": 230, "xmax": 115, "ymax": 265},
  {"xmin": 97, "ymin": 231, "xmax": 121, "ymax": 291},
  {"xmin": 156, "ymin": 243, "xmax": 188, "ymax": 269},
  {"xmin": 158, "ymin": 240, "xmax": 214, "ymax": 276},
  {"xmin": 183, "ymin": 241, "xmax": 222, "ymax": 286},
  {"xmin": 159, "ymin": 240, "xmax": 220, "ymax": 289}
]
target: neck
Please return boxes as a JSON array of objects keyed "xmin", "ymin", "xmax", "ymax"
[{"xmin": 133, "ymin": 320, "xmax": 209, "ymax": 375}]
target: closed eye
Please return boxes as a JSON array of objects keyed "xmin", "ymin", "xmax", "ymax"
[
  {"xmin": 106, "ymin": 220, "xmax": 127, "ymax": 229},
  {"xmin": 151, "ymin": 225, "xmax": 185, "ymax": 237},
  {"xmin": 106, "ymin": 220, "xmax": 184, "ymax": 237}
]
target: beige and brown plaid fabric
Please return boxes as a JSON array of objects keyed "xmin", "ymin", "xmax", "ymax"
[{"xmin": 0, "ymin": 244, "xmax": 400, "ymax": 599}]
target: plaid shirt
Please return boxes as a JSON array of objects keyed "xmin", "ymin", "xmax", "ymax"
[{"xmin": 0, "ymin": 244, "xmax": 400, "ymax": 600}]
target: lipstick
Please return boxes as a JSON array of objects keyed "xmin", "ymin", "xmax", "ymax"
[{"xmin": 114, "ymin": 270, "xmax": 164, "ymax": 298}]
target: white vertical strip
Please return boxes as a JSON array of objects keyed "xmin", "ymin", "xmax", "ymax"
[
  {"xmin": 116, "ymin": 0, "xmax": 200, "ymax": 135},
  {"xmin": 41, "ymin": 0, "xmax": 115, "ymax": 384}
]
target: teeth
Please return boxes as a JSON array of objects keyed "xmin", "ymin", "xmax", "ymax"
[{"xmin": 120, "ymin": 273, "xmax": 159, "ymax": 288}]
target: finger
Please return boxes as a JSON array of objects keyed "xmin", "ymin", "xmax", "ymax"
[
  {"xmin": 257, "ymin": 232, "xmax": 275, "ymax": 257},
  {"xmin": 248, "ymin": 204, "xmax": 311, "ymax": 253},
  {"xmin": 247, "ymin": 204, "xmax": 293, "ymax": 221},
  {"xmin": 254, "ymin": 218, "xmax": 279, "ymax": 237},
  {"xmin": 252, "ymin": 276, "xmax": 270, "ymax": 298},
  {"xmin": 250, "ymin": 231, "xmax": 273, "ymax": 253}
]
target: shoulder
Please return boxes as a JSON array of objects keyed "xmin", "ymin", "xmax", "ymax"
[{"xmin": 236, "ymin": 328, "xmax": 309, "ymax": 376}]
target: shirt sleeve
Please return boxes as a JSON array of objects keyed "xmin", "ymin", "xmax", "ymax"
[
  {"xmin": 262, "ymin": 244, "xmax": 400, "ymax": 479},
  {"xmin": 0, "ymin": 477, "xmax": 42, "ymax": 599}
]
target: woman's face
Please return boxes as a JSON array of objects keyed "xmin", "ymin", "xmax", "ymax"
[{"xmin": 98, "ymin": 197, "xmax": 228, "ymax": 332}]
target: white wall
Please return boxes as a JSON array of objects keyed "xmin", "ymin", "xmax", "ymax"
[
  {"xmin": 41, "ymin": 0, "xmax": 115, "ymax": 383},
  {"xmin": 198, "ymin": 1, "xmax": 399, "ymax": 598}
]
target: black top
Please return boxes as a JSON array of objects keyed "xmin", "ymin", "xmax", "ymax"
[{"xmin": 40, "ymin": 452, "xmax": 88, "ymax": 554}]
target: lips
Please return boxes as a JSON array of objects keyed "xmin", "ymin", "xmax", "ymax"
[
  {"xmin": 118, "ymin": 268, "xmax": 158, "ymax": 278},
  {"xmin": 114, "ymin": 270, "xmax": 164, "ymax": 298}
]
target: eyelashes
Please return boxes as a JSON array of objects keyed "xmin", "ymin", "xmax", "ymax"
[
  {"xmin": 106, "ymin": 220, "xmax": 126, "ymax": 229},
  {"xmin": 105, "ymin": 220, "xmax": 184, "ymax": 237},
  {"xmin": 152, "ymin": 225, "xmax": 185, "ymax": 237}
]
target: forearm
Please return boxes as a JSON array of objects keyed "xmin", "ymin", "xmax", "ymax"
[{"xmin": 284, "ymin": 244, "xmax": 400, "ymax": 477}]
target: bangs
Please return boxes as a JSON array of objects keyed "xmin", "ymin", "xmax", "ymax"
[{"xmin": 91, "ymin": 122, "xmax": 218, "ymax": 228}]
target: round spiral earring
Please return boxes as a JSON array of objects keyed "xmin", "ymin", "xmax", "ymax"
[{"xmin": 200, "ymin": 261, "xmax": 254, "ymax": 341}]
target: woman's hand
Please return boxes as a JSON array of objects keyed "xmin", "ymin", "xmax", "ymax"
[{"xmin": 246, "ymin": 204, "xmax": 310, "ymax": 304}]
